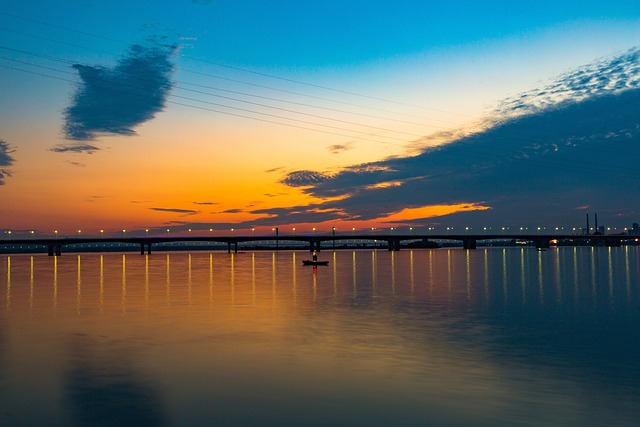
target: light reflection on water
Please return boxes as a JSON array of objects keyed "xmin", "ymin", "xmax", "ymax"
[{"xmin": 1, "ymin": 247, "xmax": 640, "ymax": 426}]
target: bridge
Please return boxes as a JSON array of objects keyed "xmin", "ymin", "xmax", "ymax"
[{"xmin": 0, "ymin": 233, "xmax": 635, "ymax": 256}]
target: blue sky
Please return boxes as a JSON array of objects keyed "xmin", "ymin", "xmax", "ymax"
[{"xmin": 1, "ymin": 1, "xmax": 640, "ymax": 235}]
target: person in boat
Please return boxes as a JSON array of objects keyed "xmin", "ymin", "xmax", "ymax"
[{"xmin": 312, "ymin": 251, "xmax": 317, "ymax": 262}]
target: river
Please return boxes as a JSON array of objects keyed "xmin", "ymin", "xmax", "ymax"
[{"xmin": 1, "ymin": 247, "xmax": 639, "ymax": 426}]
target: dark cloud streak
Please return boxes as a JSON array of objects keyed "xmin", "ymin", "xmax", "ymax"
[{"xmin": 150, "ymin": 207, "xmax": 199, "ymax": 216}]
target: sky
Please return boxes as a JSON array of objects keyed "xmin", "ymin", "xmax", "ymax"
[{"xmin": 1, "ymin": 0, "xmax": 640, "ymax": 237}]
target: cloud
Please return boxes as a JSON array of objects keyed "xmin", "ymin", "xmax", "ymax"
[
  {"xmin": 271, "ymin": 48, "xmax": 640, "ymax": 226},
  {"xmin": 280, "ymin": 170, "xmax": 332, "ymax": 187},
  {"xmin": 149, "ymin": 207, "xmax": 199, "ymax": 216},
  {"xmin": 497, "ymin": 47, "xmax": 640, "ymax": 117},
  {"xmin": 0, "ymin": 139, "xmax": 15, "ymax": 185},
  {"xmin": 63, "ymin": 41, "xmax": 177, "ymax": 142},
  {"xmin": 328, "ymin": 142, "xmax": 353, "ymax": 153},
  {"xmin": 86, "ymin": 195, "xmax": 110, "ymax": 201},
  {"xmin": 51, "ymin": 144, "xmax": 100, "ymax": 154},
  {"xmin": 265, "ymin": 166, "xmax": 284, "ymax": 173},
  {"xmin": 193, "ymin": 201, "xmax": 217, "ymax": 205},
  {"xmin": 67, "ymin": 161, "xmax": 86, "ymax": 167}
]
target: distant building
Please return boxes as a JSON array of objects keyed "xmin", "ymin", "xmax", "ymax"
[{"xmin": 630, "ymin": 223, "xmax": 640, "ymax": 236}]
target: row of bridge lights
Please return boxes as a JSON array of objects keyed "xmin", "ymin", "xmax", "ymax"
[{"xmin": 1, "ymin": 225, "xmax": 630, "ymax": 238}]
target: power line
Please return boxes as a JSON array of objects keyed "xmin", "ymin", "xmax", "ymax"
[
  {"xmin": 3, "ymin": 60, "xmax": 639, "ymax": 180},
  {"xmin": 0, "ymin": 11, "xmax": 473, "ymax": 118},
  {"xmin": 2, "ymin": 14, "xmax": 639, "ymax": 177},
  {"xmin": 0, "ymin": 60, "xmax": 408, "ymax": 147}
]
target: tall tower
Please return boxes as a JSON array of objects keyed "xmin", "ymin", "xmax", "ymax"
[{"xmin": 586, "ymin": 213, "xmax": 590, "ymax": 235}]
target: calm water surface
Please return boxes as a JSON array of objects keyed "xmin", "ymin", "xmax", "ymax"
[{"xmin": 1, "ymin": 247, "xmax": 639, "ymax": 426}]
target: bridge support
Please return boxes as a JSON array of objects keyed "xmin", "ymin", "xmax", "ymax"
[
  {"xmin": 309, "ymin": 240, "xmax": 321, "ymax": 252},
  {"xmin": 605, "ymin": 238, "xmax": 622, "ymax": 247},
  {"xmin": 387, "ymin": 239, "xmax": 401, "ymax": 251},
  {"xmin": 462, "ymin": 238, "xmax": 477, "ymax": 250},
  {"xmin": 227, "ymin": 242, "xmax": 238, "ymax": 253},
  {"xmin": 140, "ymin": 243, "xmax": 152, "ymax": 255},
  {"xmin": 535, "ymin": 239, "xmax": 551, "ymax": 249},
  {"xmin": 47, "ymin": 243, "xmax": 62, "ymax": 256}
]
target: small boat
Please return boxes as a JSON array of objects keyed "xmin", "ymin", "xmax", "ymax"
[{"xmin": 302, "ymin": 260, "xmax": 329, "ymax": 266}]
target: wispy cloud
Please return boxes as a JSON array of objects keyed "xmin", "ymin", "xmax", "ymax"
[
  {"xmin": 51, "ymin": 144, "xmax": 100, "ymax": 154},
  {"xmin": 62, "ymin": 41, "xmax": 177, "ymax": 143},
  {"xmin": 265, "ymin": 166, "xmax": 284, "ymax": 173},
  {"xmin": 193, "ymin": 201, "xmax": 217, "ymax": 205},
  {"xmin": 328, "ymin": 142, "xmax": 353, "ymax": 154},
  {"xmin": 67, "ymin": 161, "xmax": 87, "ymax": 167},
  {"xmin": 0, "ymin": 139, "xmax": 15, "ymax": 185},
  {"xmin": 150, "ymin": 207, "xmax": 199, "ymax": 216}
]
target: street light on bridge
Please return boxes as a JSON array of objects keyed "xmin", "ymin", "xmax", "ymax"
[{"xmin": 332, "ymin": 226, "xmax": 336, "ymax": 250}]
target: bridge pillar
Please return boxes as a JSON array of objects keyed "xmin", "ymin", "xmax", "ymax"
[
  {"xmin": 234, "ymin": 242, "xmax": 238, "ymax": 253},
  {"xmin": 535, "ymin": 239, "xmax": 551, "ymax": 249},
  {"xmin": 387, "ymin": 239, "xmax": 400, "ymax": 251},
  {"xmin": 55, "ymin": 244, "xmax": 61, "ymax": 256},
  {"xmin": 462, "ymin": 238, "xmax": 477, "ymax": 250},
  {"xmin": 147, "ymin": 243, "xmax": 152, "ymax": 255},
  {"xmin": 140, "ymin": 243, "xmax": 145, "ymax": 255},
  {"xmin": 605, "ymin": 238, "xmax": 621, "ymax": 247},
  {"xmin": 48, "ymin": 244, "xmax": 54, "ymax": 256},
  {"xmin": 227, "ymin": 242, "xmax": 231, "ymax": 254},
  {"xmin": 309, "ymin": 240, "xmax": 321, "ymax": 252}
]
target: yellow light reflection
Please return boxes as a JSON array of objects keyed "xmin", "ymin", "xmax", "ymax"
[
  {"xmin": 77, "ymin": 255, "xmax": 81, "ymax": 314},
  {"xmin": 6, "ymin": 257, "xmax": 10, "ymax": 311},
  {"xmin": 121, "ymin": 254, "xmax": 127, "ymax": 314},
  {"xmin": 145, "ymin": 254, "xmax": 150, "ymax": 312},
  {"xmin": 188, "ymin": 254, "xmax": 193, "ymax": 307},
  {"xmin": 100, "ymin": 255, "xmax": 104, "ymax": 309},
  {"xmin": 53, "ymin": 256, "xmax": 58, "ymax": 315},
  {"xmin": 30, "ymin": 256, "xmax": 34, "ymax": 312}
]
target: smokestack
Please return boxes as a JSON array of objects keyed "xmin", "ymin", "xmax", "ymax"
[
  {"xmin": 586, "ymin": 213, "xmax": 590, "ymax": 234},
  {"xmin": 595, "ymin": 213, "xmax": 598, "ymax": 233}
]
